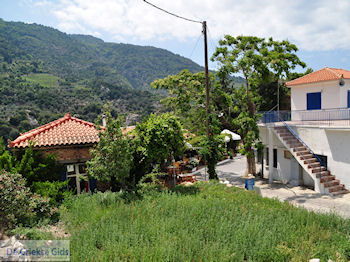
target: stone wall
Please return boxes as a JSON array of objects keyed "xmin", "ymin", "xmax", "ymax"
[{"xmin": 39, "ymin": 145, "xmax": 94, "ymax": 164}]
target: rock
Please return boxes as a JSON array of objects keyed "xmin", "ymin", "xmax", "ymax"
[{"xmin": 0, "ymin": 236, "xmax": 30, "ymax": 261}]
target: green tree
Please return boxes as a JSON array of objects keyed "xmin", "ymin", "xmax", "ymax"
[
  {"xmin": 136, "ymin": 113, "xmax": 185, "ymax": 167},
  {"xmin": 87, "ymin": 113, "xmax": 133, "ymax": 191},
  {"xmin": 15, "ymin": 145, "xmax": 36, "ymax": 180},
  {"xmin": 151, "ymin": 71, "xmax": 221, "ymax": 179},
  {"xmin": 151, "ymin": 70, "xmax": 209, "ymax": 135},
  {"xmin": 213, "ymin": 36, "xmax": 265, "ymax": 174},
  {"xmin": 212, "ymin": 35, "xmax": 305, "ymax": 175},
  {"xmin": 0, "ymin": 137, "xmax": 15, "ymax": 171}
]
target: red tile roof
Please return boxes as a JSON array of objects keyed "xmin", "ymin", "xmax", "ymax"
[
  {"xmin": 9, "ymin": 113, "xmax": 102, "ymax": 148},
  {"xmin": 286, "ymin": 67, "xmax": 350, "ymax": 87}
]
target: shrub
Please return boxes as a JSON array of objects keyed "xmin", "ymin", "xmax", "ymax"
[
  {"xmin": 87, "ymin": 113, "xmax": 133, "ymax": 191},
  {"xmin": 32, "ymin": 181, "xmax": 72, "ymax": 205},
  {"xmin": 138, "ymin": 172, "xmax": 168, "ymax": 194},
  {"xmin": 0, "ymin": 170, "xmax": 54, "ymax": 233},
  {"xmin": 0, "ymin": 170, "xmax": 36, "ymax": 231}
]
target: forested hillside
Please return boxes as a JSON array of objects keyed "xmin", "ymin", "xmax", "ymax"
[{"xmin": 0, "ymin": 18, "xmax": 205, "ymax": 141}]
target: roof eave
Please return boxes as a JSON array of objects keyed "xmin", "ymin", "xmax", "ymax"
[{"xmin": 286, "ymin": 78, "xmax": 349, "ymax": 88}]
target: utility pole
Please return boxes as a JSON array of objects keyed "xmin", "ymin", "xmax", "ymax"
[
  {"xmin": 277, "ymin": 80, "xmax": 280, "ymax": 112},
  {"xmin": 143, "ymin": 0, "xmax": 216, "ymax": 178},
  {"xmin": 202, "ymin": 21, "xmax": 211, "ymax": 137}
]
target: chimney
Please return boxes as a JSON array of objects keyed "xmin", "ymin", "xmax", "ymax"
[{"xmin": 102, "ymin": 114, "xmax": 107, "ymax": 127}]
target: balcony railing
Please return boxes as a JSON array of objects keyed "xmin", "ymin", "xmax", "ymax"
[
  {"xmin": 260, "ymin": 111, "xmax": 291, "ymax": 123},
  {"xmin": 260, "ymin": 108, "xmax": 350, "ymax": 126}
]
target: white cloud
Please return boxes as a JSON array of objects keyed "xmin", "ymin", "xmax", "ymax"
[{"xmin": 34, "ymin": 0, "xmax": 350, "ymax": 51}]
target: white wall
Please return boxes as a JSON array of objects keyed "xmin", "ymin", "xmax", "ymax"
[
  {"xmin": 290, "ymin": 80, "xmax": 344, "ymax": 113},
  {"xmin": 339, "ymin": 79, "xmax": 350, "ymax": 108},
  {"xmin": 259, "ymin": 126, "xmax": 302, "ymax": 185},
  {"xmin": 291, "ymin": 126, "xmax": 350, "ymax": 189}
]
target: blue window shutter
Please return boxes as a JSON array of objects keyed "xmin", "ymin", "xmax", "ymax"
[{"xmin": 307, "ymin": 92, "xmax": 321, "ymax": 110}]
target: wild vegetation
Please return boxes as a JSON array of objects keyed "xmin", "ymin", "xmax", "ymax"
[
  {"xmin": 0, "ymin": 170, "xmax": 54, "ymax": 236},
  {"xmin": 60, "ymin": 183, "xmax": 350, "ymax": 261},
  {"xmin": 87, "ymin": 112, "xmax": 186, "ymax": 191}
]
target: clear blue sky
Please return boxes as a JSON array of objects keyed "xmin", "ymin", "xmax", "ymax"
[{"xmin": 1, "ymin": 0, "xmax": 349, "ymax": 72}]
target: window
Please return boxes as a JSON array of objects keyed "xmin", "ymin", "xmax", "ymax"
[
  {"xmin": 266, "ymin": 147, "xmax": 269, "ymax": 166},
  {"xmin": 307, "ymin": 92, "xmax": 321, "ymax": 110},
  {"xmin": 273, "ymin": 149, "xmax": 277, "ymax": 168},
  {"xmin": 348, "ymin": 90, "xmax": 350, "ymax": 108}
]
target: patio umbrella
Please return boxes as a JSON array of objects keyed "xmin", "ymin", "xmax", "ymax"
[{"xmin": 221, "ymin": 129, "xmax": 241, "ymax": 141}]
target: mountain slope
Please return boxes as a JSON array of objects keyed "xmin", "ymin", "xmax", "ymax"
[
  {"xmin": 0, "ymin": 18, "xmax": 203, "ymax": 89},
  {"xmin": 0, "ymin": 18, "xmax": 206, "ymax": 141}
]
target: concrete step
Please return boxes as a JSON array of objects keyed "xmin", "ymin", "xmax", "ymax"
[
  {"xmin": 279, "ymin": 134, "xmax": 294, "ymax": 138},
  {"xmin": 275, "ymin": 129, "xmax": 289, "ymax": 133},
  {"xmin": 277, "ymin": 131, "xmax": 290, "ymax": 136},
  {"xmin": 331, "ymin": 189, "xmax": 349, "ymax": 196},
  {"xmin": 293, "ymin": 147, "xmax": 308, "ymax": 152},
  {"xmin": 328, "ymin": 184, "xmax": 345, "ymax": 193},
  {"xmin": 315, "ymin": 170, "xmax": 330, "ymax": 178},
  {"xmin": 303, "ymin": 158, "xmax": 317, "ymax": 164},
  {"xmin": 323, "ymin": 179, "xmax": 340, "ymax": 187},
  {"xmin": 287, "ymin": 142, "xmax": 303, "ymax": 147},
  {"xmin": 296, "ymin": 150, "xmax": 311, "ymax": 156},
  {"xmin": 320, "ymin": 175, "xmax": 335, "ymax": 183},
  {"xmin": 299, "ymin": 154, "xmax": 314, "ymax": 160},
  {"xmin": 311, "ymin": 166, "xmax": 326, "ymax": 173},
  {"xmin": 285, "ymin": 138, "xmax": 299, "ymax": 143},
  {"xmin": 308, "ymin": 162, "xmax": 321, "ymax": 169}
]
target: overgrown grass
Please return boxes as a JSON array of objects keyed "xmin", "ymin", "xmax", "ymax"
[
  {"xmin": 10, "ymin": 227, "xmax": 55, "ymax": 240},
  {"xmin": 61, "ymin": 182, "xmax": 350, "ymax": 261},
  {"xmin": 23, "ymin": 73, "xmax": 61, "ymax": 87}
]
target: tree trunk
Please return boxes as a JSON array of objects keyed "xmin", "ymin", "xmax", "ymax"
[
  {"xmin": 208, "ymin": 160, "xmax": 218, "ymax": 180},
  {"xmin": 246, "ymin": 149, "xmax": 256, "ymax": 175},
  {"xmin": 245, "ymin": 77, "xmax": 257, "ymax": 175}
]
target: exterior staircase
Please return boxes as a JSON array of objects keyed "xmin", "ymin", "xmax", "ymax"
[{"xmin": 273, "ymin": 126, "xmax": 348, "ymax": 196}]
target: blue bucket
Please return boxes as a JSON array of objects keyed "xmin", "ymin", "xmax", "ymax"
[{"xmin": 245, "ymin": 178, "xmax": 255, "ymax": 190}]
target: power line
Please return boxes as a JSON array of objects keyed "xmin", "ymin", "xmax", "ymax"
[
  {"xmin": 188, "ymin": 33, "xmax": 202, "ymax": 59},
  {"xmin": 143, "ymin": 0, "xmax": 214, "ymax": 168},
  {"xmin": 143, "ymin": 0, "xmax": 203, "ymax": 24},
  {"xmin": 206, "ymin": 25, "xmax": 217, "ymax": 53},
  {"xmin": 206, "ymin": 25, "xmax": 220, "ymax": 70}
]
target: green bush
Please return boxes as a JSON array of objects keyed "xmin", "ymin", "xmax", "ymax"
[
  {"xmin": 32, "ymin": 180, "xmax": 72, "ymax": 205},
  {"xmin": 0, "ymin": 170, "xmax": 35, "ymax": 231},
  {"xmin": 0, "ymin": 170, "xmax": 53, "ymax": 233},
  {"xmin": 138, "ymin": 172, "xmax": 168, "ymax": 194}
]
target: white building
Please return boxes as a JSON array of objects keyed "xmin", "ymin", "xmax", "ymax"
[{"xmin": 259, "ymin": 67, "xmax": 350, "ymax": 195}]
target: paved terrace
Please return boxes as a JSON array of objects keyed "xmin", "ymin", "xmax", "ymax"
[{"xmin": 195, "ymin": 157, "xmax": 350, "ymax": 219}]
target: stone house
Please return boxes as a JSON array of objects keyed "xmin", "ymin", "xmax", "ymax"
[{"xmin": 9, "ymin": 113, "xmax": 134, "ymax": 193}]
